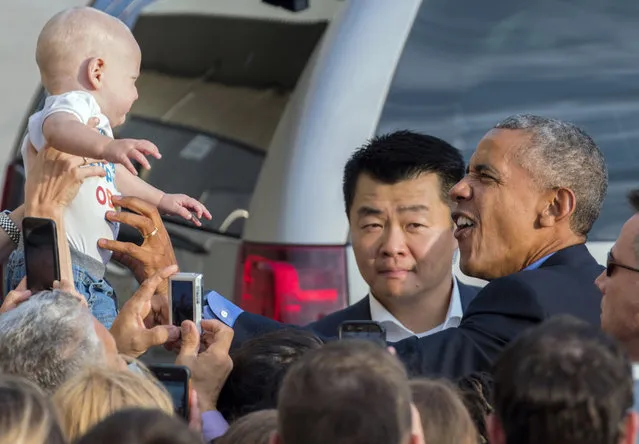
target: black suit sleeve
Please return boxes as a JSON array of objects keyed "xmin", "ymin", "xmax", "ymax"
[{"xmin": 393, "ymin": 275, "xmax": 546, "ymax": 378}]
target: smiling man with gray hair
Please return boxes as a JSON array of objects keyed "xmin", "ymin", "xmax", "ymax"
[{"xmin": 0, "ymin": 289, "xmax": 106, "ymax": 393}]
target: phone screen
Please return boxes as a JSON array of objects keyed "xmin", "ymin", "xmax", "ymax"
[
  {"xmin": 148, "ymin": 365, "xmax": 190, "ymax": 420},
  {"xmin": 163, "ymin": 380, "xmax": 188, "ymax": 418},
  {"xmin": 23, "ymin": 218, "xmax": 60, "ymax": 292},
  {"xmin": 339, "ymin": 322, "xmax": 387, "ymax": 345},
  {"xmin": 171, "ymin": 279, "xmax": 193, "ymax": 327}
]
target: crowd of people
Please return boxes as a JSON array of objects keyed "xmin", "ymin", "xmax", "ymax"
[{"xmin": 1, "ymin": 5, "xmax": 639, "ymax": 444}]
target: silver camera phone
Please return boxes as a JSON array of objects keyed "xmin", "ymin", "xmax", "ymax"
[{"xmin": 168, "ymin": 272, "xmax": 203, "ymax": 332}]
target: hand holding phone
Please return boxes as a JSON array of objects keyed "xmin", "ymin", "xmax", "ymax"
[
  {"xmin": 168, "ymin": 273, "xmax": 203, "ymax": 332},
  {"xmin": 338, "ymin": 321, "xmax": 387, "ymax": 346},
  {"xmin": 22, "ymin": 217, "xmax": 60, "ymax": 292}
]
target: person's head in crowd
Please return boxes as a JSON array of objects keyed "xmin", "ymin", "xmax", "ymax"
[
  {"xmin": 73, "ymin": 408, "xmax": 202, "ymax": 444},
  {"xmin": 214, "ymin": 409, "xmax": 277, "ymax": 444},
  {"xmin": 597, "ymin": 189, "xmax": 639, "ymax": 358},
  {"xmin": 343, "ymin": 130, "xmax": 465, "ymax": 316},
  {"xmin": 52, "ymin": 365, "xmax": 173, "ymax": 441},
  {"xmin": 450, "ymin": 114, "xmax": 608, "ymax": 280},
  {"xmin": 489, "ymin": 315, "xmax": 636, "ymax": 444},
  {"xmin": 456, "ymin": 372, "xmax": 494, "ymax": 444},
  {"xmin": 410, "ymin": 379, "xmax": 477, "ymax": 444},
  {"xmin": 218, "ymin": 329, "xmax": 323, "ymax": 422},
  {"xmin": 0, "ymin": 290, "xmax": 109, "ymax": 393},
  {"xmin": 0, "ymin": 375, "xmax": 66, "ymax": 444},
  {"xmin": 36, "ymin": 7, "xmax": 140, "ymax": 127},
  {"xmin": 272, "ymin": 339, "xmax": 418, "ymax": 444}
]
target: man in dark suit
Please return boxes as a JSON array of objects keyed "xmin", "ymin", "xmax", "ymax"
[
  {"xmin": 103, "ymin": 116, "xmax": 605, "ymax": 380},
  {"xmin": 210, "ymin": 115, "xmax": 606, "ymax": 379},
  {"xmin": 205, "ymin": 130, "xmax": 479, "ymax": 343}
]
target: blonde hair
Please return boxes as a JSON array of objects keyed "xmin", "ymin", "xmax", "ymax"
[
  {"xmin": 410, "ymin": 378, "xmax": 478, "ymax": 444},
  {"xmin": 0, "ymin": 375, "xmax": 65, "ymax": 444},
  {"xmin": 52, "ymin": 364, "xmax": 173, "ymax": 441}
]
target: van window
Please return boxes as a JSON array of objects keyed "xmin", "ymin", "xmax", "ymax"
[
  {"xmin": 377, "ymin": 0, "xmax": 639, "ymax": 242},
  {"xmin": 116, "ymin": 117, "xmax": 264, "ymax": 237}
]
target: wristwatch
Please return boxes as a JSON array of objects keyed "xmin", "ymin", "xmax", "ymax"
[{"xmin": 0, "ymin": 210, "xmax": 20, "ymax": 245}]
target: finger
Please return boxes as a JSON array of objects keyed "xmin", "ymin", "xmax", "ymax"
[
  {"xmin": 175, "ymin": 206, "xmax": 193, "ymax": 222},
  {"xmin": 77, "ymin": 165, "xmax": 107, "ymax": 180},
  {"xmin": 120, "ymin": 158, "xmax": 138, "ymax": 176},
  {"xmin": 202, "ymin": 207, "xmax": 212, "ymax": 220},
  {"xmin": 87, "ymin": 117, "xmax": 100, "ymax": 128},
  {"xmin": 188, "ymin": 389, "xmax": 202, "ymax": 432},
  {"xmin": 137, "ymin": 265, "xmax": 179, "ymax": 300},
  {"xmin": 137, "ymin": 140, "xmax": 162, "ymax": 159},
  {"xmin": 111, "ymin": 195, "xmax": 162, "ymax": 225},
  {"xmin": 164, "ymin": 325, "xmax": 181, "ymax": 343},
  {"xmin": 129, "ymin": 148, "xmax": 151, "ymax": 170},
  {"xmin": 97, "ymin": 238, "xmax": 138, "ymax": 256},
  {"xmin": 144, "ymin": 325, "xmax": 175, "ymax": 348},
  {"xmin": 200, "ymin": 320, "xmax": 234, "ymax": 352},
  {"xmin": 5, "ymin": 289, "xmax": 32, "ymax": 306},
  {"xmin": 104, "ymin": 210, "xmax": 155, "ymax": 235},
  {"xmin": 178, "ymin": 321, "xmax": 200, "ymax": 361},
  {"xmin": 16, "ymin": 277, "xmax": 27, "ymax": 291},
  {"xmin": 11, "ymin": 291, "xmax": 33, "ymax": 305}
]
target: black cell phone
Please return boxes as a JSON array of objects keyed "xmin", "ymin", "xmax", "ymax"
[
  {"xmin": 338, "ymin": 321, "xmax": 387, "ymax": 345},
  {"xmin": 22, "ymin": 217, "xmax": 60, "ymax": 292},
  {"xmin": 148, "ymin": 364, "xmax": 191, "ymax": 420}
]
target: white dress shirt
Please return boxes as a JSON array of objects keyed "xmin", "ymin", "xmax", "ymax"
[{"xmin": 369, "ymin": 278, "xmax": 464, "ymax": 342}]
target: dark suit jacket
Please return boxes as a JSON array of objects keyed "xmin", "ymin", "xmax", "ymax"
[
  {"xmin": 307, "ymin": 280, "xmax": 479, "ymax": 338},
  {"xmin": 232, "ymin": 244, "xmax": 603, "ymax": 379}
]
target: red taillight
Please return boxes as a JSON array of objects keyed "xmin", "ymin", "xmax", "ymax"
[{"xmin": 236, "ymin": 242, "xmax": 349, "ymax": 325}]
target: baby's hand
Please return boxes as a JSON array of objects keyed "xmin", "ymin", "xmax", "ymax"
[
  {"xmin": 103, "ymin": 138, "xmax": 161, "ymax": 175},
  {"xmin": 158, "ymin": 193, "xmax": 212, "ymax": 227}
]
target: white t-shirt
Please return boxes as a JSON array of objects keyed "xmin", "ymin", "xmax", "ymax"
[{"xmin": 23, "ymin": 91, "xmax": 120, "ymax": 265}]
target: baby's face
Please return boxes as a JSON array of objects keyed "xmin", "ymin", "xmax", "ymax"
[{"xmin": 100, "ymin": 40, "xmax": 141, "ymax": 127}]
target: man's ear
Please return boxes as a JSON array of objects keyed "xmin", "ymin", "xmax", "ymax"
[
  {"xmin": 268, "ymin": 431, "xmax": 282, "ymax": 444},
  {"xmin": 486, "ymin": 413, "xmax": 506, "ymax": 444},
  {"xmin": 539, "ymin": 187, "xmax": 576, "ymax": 228},
  {"xmin": 86, "ymin": 57, "xmax": 106, "ymax": 90},
  {"xmin": 621, "ymin": 411, "xmax": 638, "ymax": 444}
]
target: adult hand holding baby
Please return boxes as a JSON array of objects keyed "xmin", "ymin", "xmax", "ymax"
[{"xmin": 24, "ymin": 129, "xmax": 106, "ymax": 219}]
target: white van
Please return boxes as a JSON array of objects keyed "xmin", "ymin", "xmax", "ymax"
[{"xmin": 4, "ymin": 0, "xmax": 635, "ymax": 323}]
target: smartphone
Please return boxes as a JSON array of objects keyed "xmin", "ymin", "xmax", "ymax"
[
  {"xmin": 148, "ymin": 364, "xmax": 191, "ymax": 420},
  {"xmin": 22, "ymin": 217, "xmax": 60, "ymax": 292},
  {"xmin": 168, "ymin": 273, "xmax": 203, "ymax": 331},
  {"xmin": 338, "ymin": 321, "xmax": 387, "ymax": 345}
]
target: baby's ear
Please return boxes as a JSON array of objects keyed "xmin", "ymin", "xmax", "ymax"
[{"xmin": 87, "ymin": 57, "xmax": 106, "ymax": 90}]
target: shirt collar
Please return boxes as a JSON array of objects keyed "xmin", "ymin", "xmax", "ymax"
[
  {"xmin": 369, "ymin": 277, "xmax": 464, "ymax": 342},
  {"xmin": 633, "ymin": 364, "xmax": 639, "ymax": 381},
  {"xmin": 524, "ymin": 253, "xmax": 556, "ymax": 271}
]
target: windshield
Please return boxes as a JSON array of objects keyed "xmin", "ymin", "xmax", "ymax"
[{"xmin": 377, "ymin": 0, "xmax": 639, "ymax": 242}]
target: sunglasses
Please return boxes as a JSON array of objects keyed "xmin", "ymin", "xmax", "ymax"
[{"xmin": 606, "ymin": 251, "xmax": 639, "ymax": 277}]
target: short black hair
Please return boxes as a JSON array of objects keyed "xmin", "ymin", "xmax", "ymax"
[
  {"xmin": 492, "ymin": 315, "xmax": 633, "ymax": 444},
  {"xmin": 342, "ymin": 130, "xmax": 465, "ymax": 216},
  {"xmin": 217, "ymin": 329, "xmax": 323, "ymax": 422}
]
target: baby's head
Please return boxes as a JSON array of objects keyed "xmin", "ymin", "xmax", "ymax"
[{"xmin": 36, "ymin": 7, "xmax": 140, "ymax": 127}]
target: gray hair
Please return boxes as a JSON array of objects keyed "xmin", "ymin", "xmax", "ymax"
[
  {"xmin": 0, "ymin": 290, "xmax": 104, "ymax": 393},
  {"xmin": 494, "ymin": 114, "xmax": 608, "ymax": 236}
]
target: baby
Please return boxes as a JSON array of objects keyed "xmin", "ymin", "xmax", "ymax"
[{"xmin": 6, "ymin": 7, "xmax": 211, "ymax": 328}]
